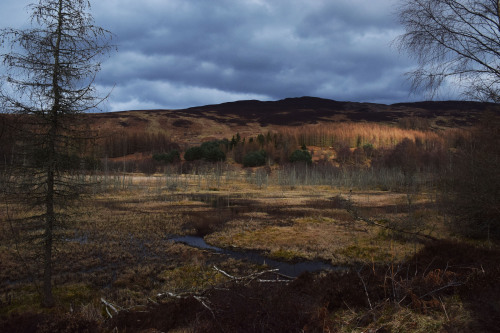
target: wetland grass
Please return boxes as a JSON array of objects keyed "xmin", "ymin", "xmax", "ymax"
[{"xmin": 0, "ymin": 170, "xmax": 496, "ymax": 332}]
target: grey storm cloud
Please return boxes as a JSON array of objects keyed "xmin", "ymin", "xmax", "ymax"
[{"xmin": 1, "ymin": 0, "xmax": 459, "ymax": 111}]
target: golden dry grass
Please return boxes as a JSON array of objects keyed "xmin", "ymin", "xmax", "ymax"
[{"xmin": 0, "ymin": 172, "xmax": 444, "ymax": 317}]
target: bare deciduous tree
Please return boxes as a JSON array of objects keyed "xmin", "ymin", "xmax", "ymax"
[
  {"xmin": 0, "ymin": 0, "xmax": 114, "ymax": 307},
  {"xmin": 395, "ymin": 0, "xmax": 500, "ymax": 240},
  {"xmin": 395, "ymin": 0, "xmax": 500, "ymax": 102}
]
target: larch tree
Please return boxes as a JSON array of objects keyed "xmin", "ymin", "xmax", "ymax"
[{"xmin": 0, "ymin": 0, "xmax": 114, "ymax": 307}]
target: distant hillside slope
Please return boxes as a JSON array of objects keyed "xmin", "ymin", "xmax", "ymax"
[
  {"xmin": 85, "ymin": 97, "xmax": 500, "ymax": 145},
  {"xmin": 184, "ymin": 97, "xmax": 499, "ymax": 125}
]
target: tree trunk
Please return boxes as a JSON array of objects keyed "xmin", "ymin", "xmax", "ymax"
[
  {"xmin": 41, "ymin": 0, "xmax": 63, "ymax": 308},
  {"xmin": 42, "ymin": 199, "xmax": 55, "ymax": 307}
]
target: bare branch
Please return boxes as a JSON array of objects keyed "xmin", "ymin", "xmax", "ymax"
[{"xmin": 395, "ymin": 0, "xmax": 500, "ymax": 102}]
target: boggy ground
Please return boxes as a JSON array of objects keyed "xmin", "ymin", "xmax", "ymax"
[{"xmin": 0, "ymin": 174, "xmax": 498, "ymax": 332}]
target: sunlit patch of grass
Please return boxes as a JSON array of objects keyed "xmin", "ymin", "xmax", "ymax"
[
  {"xmin": 339, "ymin": 244, "xmax": 392, "ymax": 262},
  {"xmin": 208, "ymin": 220, "xmax": 363, "ymax": 263},
  {"xmin": 293, "ymin": 216, "xmax": 336, "ymax": 225},
  {"xmin": 206, "ymin": 200, "xmax": 425, "ymax": 264},
  {"xmin": 269, "ymin": 248, "xmax": 301, "ymax": 261},
  {"xmin": 333, "ymin": 304, "xmax": 446, "ymax": 333},
  {"xmin": 53, "ymin": 283, "xmax": 95, "ymax": 308},
  {"xmin": 159, "ymin": 264, "xmax": 226, "ymax": 293},
  {"xmin": 0, "ymin": 286, "xmax": 41, "ymax": 316},
  {"xmin": 373, "ymin": 306, "xmax": 445, "ymax": 333}
]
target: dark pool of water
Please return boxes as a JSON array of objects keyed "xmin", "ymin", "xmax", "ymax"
[{"xmin": 169, "ymin": 235, "xmax": 339, "ymax": 278}]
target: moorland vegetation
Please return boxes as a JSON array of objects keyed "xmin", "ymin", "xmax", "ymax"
[
  {"xmin": 1, "ymin": 102, "xmax": 499, "ymax": 332},
  {"xmin": 0, "ymin": 0, "xmax": 499, "ymax": 329}
]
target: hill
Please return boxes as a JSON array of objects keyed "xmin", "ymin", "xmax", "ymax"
[{"xmin": 86, "ymin": 97, "xmax": 499, "ymax": 146}]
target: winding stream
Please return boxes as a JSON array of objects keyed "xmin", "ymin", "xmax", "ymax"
[{"xmin": 169, "ymin": 235, "xmax": 339, "ymax": 278}]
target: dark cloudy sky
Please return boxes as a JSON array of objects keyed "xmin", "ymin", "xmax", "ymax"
[{"xmin": 1, "ymin": 0, "xmax": 459, "ymax": 111}]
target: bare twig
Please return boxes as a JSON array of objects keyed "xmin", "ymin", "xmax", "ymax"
[
  {"xmin": 439, "ymin": 296, "xmax": 450, "ymax": 321},
  {"xmin": 212, "ymin": 265, "xmax": 291, "ymax": 285},
  {"xmin": 156, "ymin": 291, "xmax": 215, "ymax": 318},
  {"xmin": 157, "ymin": 291, "xmax": 196, "ymax": 299},
  {"xmin": 357, "ymin": 268, "xmax": 373, "ymax": 310},
  {"xmin": 256, "ymin": 278, "xmax": 293, "ymax": 283},
  {"xmin": 419, "ymin": 282, "xmax": 463, "ymax": 299},
  {"xmin": 422, "ymin": 257, "xmax": 436, "ymax": 277},
  {"xmin": 193, "ymin": 295, "xmax": 215, "ymax": 318},
  {"xmin": 101, "ymin": 298, "xmax": 121, "ymax": 318},
  {"xmin": 104, "ymin": 307, "xmax": 112, "ymax": 319}
]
